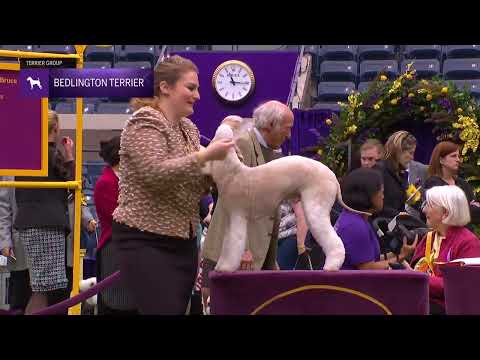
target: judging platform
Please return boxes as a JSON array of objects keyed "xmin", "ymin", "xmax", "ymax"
[{"xmin": 210, "ymin": 270, "xmax": 429, "ymax": 315}]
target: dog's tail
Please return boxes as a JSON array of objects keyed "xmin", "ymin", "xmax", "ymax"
[{"xmin": 335, "ymin": 179, "xmax": 372, "ymax": 217}]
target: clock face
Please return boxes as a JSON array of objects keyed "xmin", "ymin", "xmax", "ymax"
[{"xmin": 212, "ymin": 60, "xmax": 255, "ymax": 103}]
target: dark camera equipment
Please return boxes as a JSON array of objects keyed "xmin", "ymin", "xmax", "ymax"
[{"xmin": 371, "ymin": 214, "xmax": 430, "ymax": 259}]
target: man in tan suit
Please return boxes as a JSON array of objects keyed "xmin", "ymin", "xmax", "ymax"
[{"xmin": 201, "ymin": 101, "xmax": 294, "ymax": 306}]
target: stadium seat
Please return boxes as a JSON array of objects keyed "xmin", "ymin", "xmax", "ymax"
[
  {"xmin": 360, "ymin": 60, "xmax": 398, "ymax": 81},
  {"xmin": 443, "ymin": 58, "xmax": 480, "ymax": 80},
  {"xmin": 445, "ymin": 45, "xmax": 480, "ymax": 58},
  {"xmin": 357, "ymin": 81, "xmax": 374, "ymax": 93},
  {"xmin": 320, "ymin": 45, "xmax": 357, "ymax": 61},
  {"xmin": 114, "ymin": 61, "xmax": 151, "ymax": 69},
  {"xmin": 54, "ymin": 101, "xmax": 97, "ymax": 114},
  {"xmin": 84, "ymin": 45, "xmax": 115, "ymax": 63},
  {"xmin": 401, "ymin": 59, "xmax": 440, "ymax": 79},
  {"xmin": 317, "ymin": 82, "xmax": 356, "ymax": 102},
  {"xmin": 0, "ymin": 45, "xmax": 35, "ymax": 51},
  {"xmin": 404, "ymin": 45, "xmax": 442, "ymax": 59},
  {"xmin": 319, "ymin": 60, "xmax": 357, "ymax": 82},
  {"xmin": 96, "ymin": 102, "xmax": 133, "ymax": 114},
  {"xmin": 37, "ymin": 45, "xmax": 75, "ymax": 54},
  {"xmin": 451, "ymin": 79, "xmax": 480, "ymax": 98},
  {"xmin": 83, "ymin": 61, "xmax": 112, "ymax": 69},
  {"xmin": 123, "ymin": 45, "xmax": 157, "ymax": 65},
  {"xmin": 358, "ymin": 45, "xmax": 395, "ymax": 60}
]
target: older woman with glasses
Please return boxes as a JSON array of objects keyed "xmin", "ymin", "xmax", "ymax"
[{"xmin": 409, "ymin": 185, "xmax": 480, "ymax": 314}]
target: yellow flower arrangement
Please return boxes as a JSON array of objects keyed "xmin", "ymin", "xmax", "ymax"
[
  {"xmin": 406, "ymin": 183, "xmax": 422, "ymax": 205},
  {"xmin": 408, "ymin": 93, "xmax": 415, "ymax": 98},
  {"xmin": 441, "ymin": 87, "xmax": 449, "ymax": 94},
  {"xmin": 380, "ymin": 75, "xmax": 388, "ymax": 81},
  {"xmin": 457, "ymin": 108, "xmax": 463, "ymax": 114},
  {"xmin": 325, "ymin": 119, "xmax": 332, "ymax": 126},
  {"xmin": 426, "ymin": 94, "xmax": 433, "ymax": 101},
  {"xmin": 452, "ymin": 115, "xmax": 480, "ymax": 155}
]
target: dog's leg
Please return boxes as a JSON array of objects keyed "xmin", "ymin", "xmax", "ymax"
[
  {"xmin": 301, "ymin": 187, "xmax": 345, "ymax": 271},
  {"xmin": 215, "ymin": 210, "xmax": 247, "ymax": 272}
]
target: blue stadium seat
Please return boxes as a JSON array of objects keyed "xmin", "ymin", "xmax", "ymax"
[
  {"xmin": 0, "ymin": 45, "xmax": 35, "ymax": 51},
  {"xmin": 404, "ymin": 45, "xmax": 442, "ymax": 59},
  {"xmin": 83, "ymin": 61, "xmax": 112, "ymax": 69},
  {"xmin": 169, "ymin": 45, "xmax": 199, "ymax": 51},
  {"xmin": 312, "ymin": 102, "xmax": 341, "ymax": 113},
  {"xmin": 114, "ymin": 61, "xmax": 151, "ymax": 69},
  {"xmin": 360, "ymin": 60, "xmax": 398, "ymax": 81},
  {"xmin": 445, "ymin": 45, "xmax": 480, "ymax": 58},
  {"xmin": 54, "ymin": 101, "xmax": 75, "ymax": 114},
  {"xmin": 320, "ymin": 45, "xmax": 357, "ymax": 61},
  {"xmin": 358, "ymin": 81, "xmax": 374, "ymax": 93},
  {"xmin": 317, "ymin": 82, "xmax": 355, "ymax": 102},
  {"xmin": 96, "ymin": 102, "xmax": 133, "ymax": 114},
  {"xmin": 358, "ymin": 45, "xmax": 395, "ymax": 60},
  {"xmin": 53, "ymin": 101, "xmax": 97, "ymax": 114},
  {"xmin": 443, "ymin": 58, "xmax": 480, "ymax": 80},
  {"xmin": 84, "ymin": 45, "xmax": 115, "ymax": 63},
  {"xmin": 37, "ymin": 45, "xmax": 75, "ymax": 54},
  {"xmin": 401, "ymin": 59, "xmax": 440, "ymax": 79},
  {"xmin": 319, "ymin": 61, "xmax": 357, "ymax": 82},
  {"xmin": 123, "ymin": 45, "xmax": 157, "ymax": 65},
  {"xmin": 451, "ymin": 79, "xmax": 480, "ymax": 98}
]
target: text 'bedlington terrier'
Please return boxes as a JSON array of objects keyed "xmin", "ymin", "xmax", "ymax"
[{"xmin": 202, "ymin": 116, "xmax": 371, "ymax": 272}]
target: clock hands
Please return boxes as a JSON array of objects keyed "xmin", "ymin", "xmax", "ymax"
[{"xmin": 229, "ymin": 76, "xmax": 249, "ymax": 86}]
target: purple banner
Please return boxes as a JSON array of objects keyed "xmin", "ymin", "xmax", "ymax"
[
  {"xmin": 0, "ymin": 70, "xmax": 43, "ymax": 172},
  {"xmin": 174, "ymin": 51, "xmax": 299, "ymax": 142},
  {"xmin": 49, "ymin": 68, "xmax": 153, "ymax": 98},
  {"xmin": 18, "ymin": 68, "xmax": 154, "ymax": 98}
]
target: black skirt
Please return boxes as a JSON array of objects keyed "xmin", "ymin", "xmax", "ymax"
[{"xmin": 112, "ymin": 221, "xmax": 198, "ymax": 315}]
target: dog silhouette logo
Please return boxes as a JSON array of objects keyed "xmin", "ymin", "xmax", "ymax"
[{"xmin": 26, "ymin": 76, "xmax": 43, "ymax": 90}]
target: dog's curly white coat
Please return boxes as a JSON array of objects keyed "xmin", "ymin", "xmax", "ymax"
[{"xmin": 202, "ymin": 124, "xmax": 370, "ymax": 272}]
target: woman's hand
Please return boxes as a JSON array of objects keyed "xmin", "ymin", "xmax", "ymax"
[
  {"xmin": 1, "ymin": 247, "xmax": 13, "ymax": 257},
  {"xmin": 62, "ymin": 136, "xmax": 75, "ymax": 161},
  {"xmin": 87, "ymin": 219, "xmax": 97, "ymax": 233},
  {"xmin": 197, "ymin": 139, "xmax": 234, "ymax": 164},
  {"xmin": 399, "ymin": 235, "xmax": 418, "ymax": 262}
]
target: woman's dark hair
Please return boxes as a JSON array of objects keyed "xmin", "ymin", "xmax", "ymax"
[
  {"xmin": 341, "ymin": 168, "xmax": 383, "ymax": 212},
  {"xmin": 99, "ymin": 136, "xmax": 121, "ymax": 167}
]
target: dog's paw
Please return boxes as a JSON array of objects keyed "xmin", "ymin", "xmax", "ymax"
[{"xmin": 214, "ymin": 260, "xmax": 238, "ymax": 272}]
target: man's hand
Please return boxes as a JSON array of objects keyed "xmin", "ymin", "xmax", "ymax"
[{"xmin": 239, "ymin": 249, "xmax": 254, "ymax": 270}]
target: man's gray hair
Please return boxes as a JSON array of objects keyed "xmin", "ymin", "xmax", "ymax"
[{"xmin": 253, "ymin": 101, "xmax": 290, "ymax": 130}]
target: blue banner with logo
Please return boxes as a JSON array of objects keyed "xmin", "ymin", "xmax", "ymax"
[{"xmin": 20, "ymin": 68, "xmax": 153, "ymax": 98}]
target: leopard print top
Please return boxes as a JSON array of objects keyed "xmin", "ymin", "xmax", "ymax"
[{"xmin": 113, "ymin": 106, "xmax": 211, "ymax": 238}]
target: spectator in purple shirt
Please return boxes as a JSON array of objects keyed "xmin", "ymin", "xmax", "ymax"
[{"xmin": 336, "ymin": 168, "xmax": 416, "ymax": 270}]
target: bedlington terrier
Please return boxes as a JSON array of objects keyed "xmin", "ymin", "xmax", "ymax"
[{"xmin": 202, "ymin": 118, "xmax": 370, "ymax": 272}]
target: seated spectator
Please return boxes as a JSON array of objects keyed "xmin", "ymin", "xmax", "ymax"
[
  {"xmin": 375, "ymin": 130, "xmax": 417, "ymax": 218},
  {"xmin": 360, "ymin": 139, "xmax": 384, "ymax": 169},
  {"xmin": 335, "ymin": 168, "xmax": 415, "ymax": 270},
  {"xmin": 424, "ymin": 141, "xmax": 480, "ymax": 227},
  {"xmin": 410, "ymin": 185, "xmax": 480, "ymax": 314}
]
